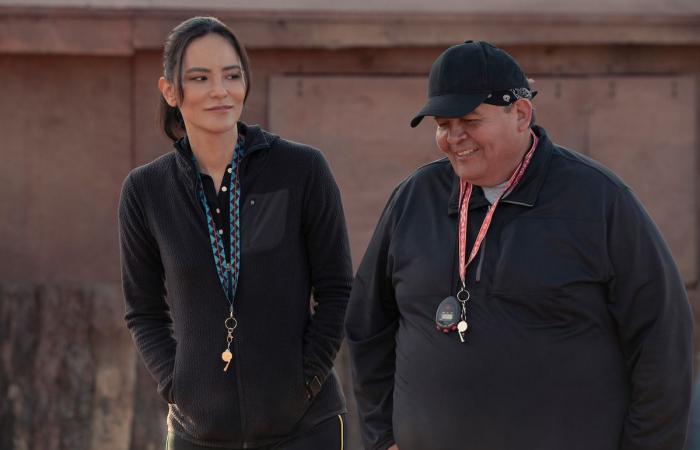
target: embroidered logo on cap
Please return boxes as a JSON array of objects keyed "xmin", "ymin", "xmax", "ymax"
[{"xmin": 512, "ymin": 87, "xmax": 532, "ymax": 99}]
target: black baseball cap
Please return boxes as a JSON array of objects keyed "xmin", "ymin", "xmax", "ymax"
[{"xmin": 410, "ymin": 40, "xmax": 536, "ymax": 127}]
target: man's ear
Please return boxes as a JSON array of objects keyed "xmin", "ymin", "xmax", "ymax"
[
  {"xmin": 159, "ymin": 77, "xmax": 178, "ymax": 107},
  {"xmin": 514, "ymin": 99, "xmax": 533, "ymax": 132}
]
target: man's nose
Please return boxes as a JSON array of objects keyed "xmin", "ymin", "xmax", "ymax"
[{"xmin": 446, "ymin": 126, "xmax": 466, "ymax": 144}]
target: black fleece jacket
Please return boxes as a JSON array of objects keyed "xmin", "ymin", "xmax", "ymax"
[
  {"xmin": 119, "ymin": 123, "xmax": 352, "ymax": 448},
  {"xmin": 346, "ymin": 126, "xmax": 693, "ymax": 450}
]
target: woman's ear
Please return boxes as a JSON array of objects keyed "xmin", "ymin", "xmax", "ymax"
[{"xmin": 159, "ymin": 77, "xmax": 178, "ymax": 107}]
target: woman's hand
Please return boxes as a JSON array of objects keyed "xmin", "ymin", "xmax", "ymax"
[{"xmin": 388, "ymin": 445, "xmax": 399, "ymax": 450}]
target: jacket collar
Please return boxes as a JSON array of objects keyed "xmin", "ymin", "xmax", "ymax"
[
  {"xmin": 173, "ymin": 121, "xmax": 276, "ymax": 192},
  {"xmin": 447, "ymin": 125, "xmax": 554, "ymax": 215}
]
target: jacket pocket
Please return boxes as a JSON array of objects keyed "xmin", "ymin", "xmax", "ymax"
[
  {"xmin": 157, "ymin": 363, "xmax": 176, "ymax": 404},
  {"xmin": 492, "ymin": 216, "xmax": 607, "ymax": 294},
  {"xmin": 241, "ymin": 189, "xmax": 289, "ymax": 253},
  {"xmin": 242, "ymin": 341, "xmax": 308, "ymax": 438}
]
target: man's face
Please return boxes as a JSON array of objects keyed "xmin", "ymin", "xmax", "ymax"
[{"xmin": 434, "ymin": 102, "xmax": 529, "ymax": 187}]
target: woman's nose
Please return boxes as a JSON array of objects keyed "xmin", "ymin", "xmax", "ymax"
[{"xmin": 210, "ymin": 78, "xmax": 227, "ymax": 97}]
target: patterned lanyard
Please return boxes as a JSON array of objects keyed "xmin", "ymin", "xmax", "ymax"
[
  {"xmin": 192, "ymin": 135, "xmax": 243, "ymax": 372},
  {"xmin": 453, "ymin": 130, "xmax": 538, "ymax": 342}
]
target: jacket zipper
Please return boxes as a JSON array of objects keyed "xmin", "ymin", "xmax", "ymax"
[
  {"xmin": 475, "ymin": 205, "xmax": 491, "ymax": 283},
  {"xmin": 475, "ymin": 238, "xmax": 486, "ymax": 282}
]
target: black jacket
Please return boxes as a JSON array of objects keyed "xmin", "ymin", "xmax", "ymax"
[
  {"xmin": 346, "ymin": 126, "xmax": 693, "ymax": 450},
  {"xmin": 119, "ymin": 123, "xmax": 352, "ymax": 448}
]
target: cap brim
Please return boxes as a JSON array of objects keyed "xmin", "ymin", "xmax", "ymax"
[{"xmin": 410, "ymin": 93, "xmax": 490, "ymax": 128}]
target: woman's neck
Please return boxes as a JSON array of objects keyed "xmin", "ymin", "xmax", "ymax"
[{"xmin": 189, "ymin": 128, "xmax": 239, "ymax": 177}]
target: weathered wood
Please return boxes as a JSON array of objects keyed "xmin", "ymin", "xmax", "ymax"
[
  {"xmin": 128, "ymin": 362, "xmax": 166, "ymax": 450},
  {"xmin": 0, "ymin": 284, "xmax": 39, "ymax": 450},
  {"xmin": 0, "ymin": 284, "xmax": 136, "ymax": 450},
  {"xmin": 88, "ymin": 285, "xmax": 137, "ymax": 450}
]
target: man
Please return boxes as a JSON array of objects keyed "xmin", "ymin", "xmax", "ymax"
[{"xmin": 345, "ymin": 40, "xmax": 693, "ymax": 450}]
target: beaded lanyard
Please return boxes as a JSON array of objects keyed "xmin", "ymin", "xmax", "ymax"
[{"xmin": 193, "ymin": 135, "xmax": 244, "ymax": 372}]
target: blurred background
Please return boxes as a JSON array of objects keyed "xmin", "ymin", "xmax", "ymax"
[{"xmin": 1, "ymin": 1, "xmax": 699, "ymax": 449}]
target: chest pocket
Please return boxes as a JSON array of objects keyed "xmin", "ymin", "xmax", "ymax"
[{"xmin": 241, "ymin": 189, "xmax": 289, "ymax": 253}]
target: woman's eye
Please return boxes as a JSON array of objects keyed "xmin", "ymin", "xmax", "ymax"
[
  {"xmin": 226, "ymin": 74, "xmax": 241, "ymax": 80},
  {"xmin": 190, "ymin": 76, "xmax": 207, "ymax": 81}
]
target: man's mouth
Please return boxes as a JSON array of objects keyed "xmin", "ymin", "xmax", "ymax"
[{"xmin": 455, "ymin": 148, "xmax": 478, "ymax": 157}]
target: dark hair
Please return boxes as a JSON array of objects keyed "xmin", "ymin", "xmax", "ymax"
[{"xmin": 160, "ymin": 16, "xmax": 252, "ymax": 141}]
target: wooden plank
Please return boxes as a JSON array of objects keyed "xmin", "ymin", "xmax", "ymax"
[
  {"xmin": 2, "ymin": 7, "xmax": 700, "ymax": 55},
  {"xmin": 587, "ymin": 76, "xmax": 697, "ymax": 284},
  {"xmin": 528, "ymin": 78, "xmax": 591, "ymax": 155},
  {"xmin": 0, "ymin": 55, "xmax": 132, "ymax": 283},
  {"xmin": 0, "ymin": 13, "xmax": 133, "ymax": 55},
  {"xmin": 4, "ymin": 0, "xmax": 700, "ymax": 15},
  {"xmin": 134, "ymin": 12, "xmax": 700, "ymax": 49}
]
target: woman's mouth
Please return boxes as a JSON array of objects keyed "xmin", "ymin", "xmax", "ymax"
[{"xmin": 206, "ymin": 105, "xmax": 233, "ymax": 111}]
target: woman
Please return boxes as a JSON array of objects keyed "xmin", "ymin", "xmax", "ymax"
[{"xmin": 118, "ymin": 16, "xmax": 351, "ymax": 449}]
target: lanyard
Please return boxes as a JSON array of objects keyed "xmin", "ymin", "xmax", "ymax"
[
  {"xmin": 437, "ymin": 130, "xmax": 538, "ymax": 343},
  {"xmin": 457, "ymin": 130, "xmax": 538, "ymax": 292},
  {"xmin": 192, "ymin": 135, "xmax": 244, "ymax": 372}
]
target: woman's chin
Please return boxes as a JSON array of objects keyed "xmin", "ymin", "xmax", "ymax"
[{"xmin": 196, "ymin": 121, "xmax": 239, "ymax": 136}]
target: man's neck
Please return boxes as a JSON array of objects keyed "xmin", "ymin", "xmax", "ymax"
[{"xmin": 482, "ymin": 181, "xmax": 509, "ymax": 204}]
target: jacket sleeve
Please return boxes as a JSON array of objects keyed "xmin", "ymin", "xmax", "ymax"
[
  {"xmin": 345, "ymin": 185, "xmax": 403, "ymax": 450},
  {"xmin": 605, "ymin": 187, "xmax": 693, "ymax": 450},
  {"xmin": 300, "ymin": 150, "xmax": 353, "ymax": 389},
  {"xmin": 118, "ymin": 172, "xmax": 176, "ymax": 403}
]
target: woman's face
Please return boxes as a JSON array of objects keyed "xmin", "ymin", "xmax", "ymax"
[{"xmin": 162, "ymin": 33, "xmax": 246, "ymax": 138}]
